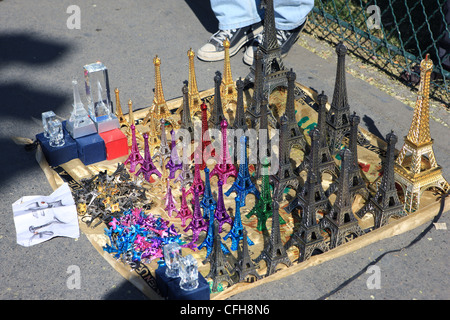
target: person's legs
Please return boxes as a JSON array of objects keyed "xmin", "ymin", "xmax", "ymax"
[
  {"xmin": 243, "ymin": 0, "xmax": 314, "ymax": 65},
  {"xmin": 197, "ymin": 0, "xmax": 263, "ymax": 62}
]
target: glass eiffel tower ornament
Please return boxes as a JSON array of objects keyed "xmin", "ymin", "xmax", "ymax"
[
  {"xmin": 83, "ymin": 61, "xmax": 112, "ymax": 112},
  {"xmin": 65, "ymin": 79, "xmax": 97, "ymax": 139},
  {"xmin": 41, "ymin": 111, "xmax": 56, "ymax": 138},
  {"xmin": 88, "ymin": 80, "xmax": 120, "ymax": 133}
]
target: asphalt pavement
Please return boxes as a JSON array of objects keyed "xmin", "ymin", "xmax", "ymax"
[{"xmin": 0, "ymin": 0, "xmax": 448, "ymax": 301}]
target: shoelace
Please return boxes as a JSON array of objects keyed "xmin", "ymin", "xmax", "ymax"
[
  {"xmin": 254, "ymin": 29, "xmax": 292, "ymax": 46},
  {"xmin": 211, "ymin": 29, "xmax": 237, "ymax": 44}
]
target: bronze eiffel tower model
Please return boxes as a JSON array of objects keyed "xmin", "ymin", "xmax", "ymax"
[
  {"xmin": 284, "ymin": 128, "xmax": 330, "ymax": 262},
  {"xmin": 326, "ymin": 42, "xmax": 352, "ymax": 156},
  {"xmin": 357, "ymin": 130, "xmax": 406, "ymax": 228},
  {"xmin": 235, "ymin": 227, "xmax": 261, "ymax": 282},
  {"xmin": 270, "ymin": 115, "xmax": 299, "ymax": 201},
  {"xmin": 296, "ymin": 91, "xmax": 338, "ymax": 179},
  {"xmin": 320, "ymin": 148, "xmax": 364, "ymax": 249},
  {"xmin": 254, "ymin": 200, "xmax": 292, "ymax": 277},
  {"xmin": 203, "ymin": 220, "xmax": 235, "ymax": 292}
]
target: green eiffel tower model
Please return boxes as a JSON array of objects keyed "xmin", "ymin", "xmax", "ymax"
[{"xmin": 246, "ymin": 159, "xmax": 285, "ymax": 231}]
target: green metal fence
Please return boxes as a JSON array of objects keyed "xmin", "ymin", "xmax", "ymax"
[{"xmin": 307, "ymin": 0, "xmax": 449, "ymax": 103}]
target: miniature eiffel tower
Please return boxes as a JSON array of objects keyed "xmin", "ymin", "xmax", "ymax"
[
  {"xmin": 210, "ymin": 119, "xmax": 238, "ymax": 183},
  {"xmin": 357, "ymin": 131, "xmax": 406, "ymax": 228},
  {"xmin": 214, "ymin": 180, "xmax": 233, "ymax": 233},
  {"xmin": 192, "ymin": 102, "xmax": 213, "ymax": 170},
  {"xmin": 286, "ymin": 128, "xmax": 331, "ymax": 215},
  {"xmin": 184, "ymin": 188, "xmax": 209, "ymax": 243},
  {"xmin": 394, "ymin": 55, "xmax": 449, "ymax": 213},
  {"xmin": 346, "ymin": 112, "xmax": 369, "ymax": 199},
  {"xmin": 270, "ymin": 115, "xmax": 299, "ymax": 201},
  {"xmin": 175, "ymin": 162, "xmax": 194, "ymax": 189},
  {"xmin": 198, "ymin": 204, "xmax": 231, "ymax": 258},
  {"xmin": 200, "ymin": 167, "xmax": 217, "ymax": 219},
  {"xmin": 232, "ymin": 78, "xmax": 248, "ymax": 131},
  {"xmin": 224, "ymin": 195, "xmax": 254, "ymax": 251},
  {"xmin": 146, "ymin": 115, "xmax": 160, "ymax": 151},
  {"xmin": 163, "ymin": 180, "xmax": 178, "ymax": 218},
  {"xmin": 180, "ymin": 84, "xmax": 195, "ymax": 142},
  {"xmin": 284, "ymin": 70, "xmax": 305, "ymax": 151},
  {"xmin": 176, "ymin": 187, "xmax": 193, "ymax": 227},
  {"xmin": 186, "ymin": 162, "xmax": 205, "ymax": 197},
  {"xmin": 165, "ymin": 129, "xmax": 183, "ymax": 179},
  {"xmin": 254, "ymin": 200, "xmax": 292, "ymax": 277},
  {"xmin": 114, "ymin": 88, "xmax": 128, "ymax": 127},
  {"xmin": 255, "ymin": 98, "xmax": 271, "ymax": 179},
  {"xmin": 143, "ymin": 56, "xmax": 178, "ymax": 128},
  {"xmin": 186, "ymin": 48, "xmax": 202, "ymax": 117},
  {"xmin": 296, "ymin": 92, "xmax": 338, "ymax": 179},
  {"xmin": 320, "ymin": 148, "xmax": 364, "ymax": 249},
  {"xmin": 209, "ymin": 73, "xmax": 227, "ymax": 130},
  {"xmin": 246, "ymin": 49, "xmax": 264, "ymax": 128},
  {"xmin": 234, "ymin": 227, "xmax": 261, "ymax": 282},
  {"xmin": 225, "ymin": 136, "xmax": 260, "ymax": 207},
  {"xmin": 203, "ymin": 220, "xmax": 235, "ymax": 292},
  {"xmin": 247, "ymin": 160, "xmax": 284, "ymax": 231},
  {"xmin": 135, "ymin": 133, "xmax": 161, "ymax": 182},
  {"xmin": 284, "ymin": 128, "xmax": 330, "ymax": 262},
  {"xmin": 220, "ymin": 39, "xmax": 237, "ymax": 106},
  {"xmin": 153, "ymin": 119, "xmax": 171, "ymax": 167},
  {"xmin": 124, "ymin": 124, "xmax": 144, "ymax": 173},
  {"xmin": 326, "ymin": 42, "xmax": 352, "ymax": 156}
]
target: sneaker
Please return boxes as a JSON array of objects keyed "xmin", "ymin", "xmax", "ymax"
[
  {"xmin": 243, "ymin": 19, "xmax": 307, "ymax": 65},
  {"xmin": 197, "ymin": 23, "xmax": 263, "ymax": 62}
]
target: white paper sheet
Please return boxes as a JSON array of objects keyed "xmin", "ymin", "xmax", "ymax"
[{"xmin": 12, "ymin": 183, "xmax": 80, "ymax": 247}]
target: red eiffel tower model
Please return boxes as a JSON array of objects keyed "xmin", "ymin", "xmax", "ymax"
[
  {"xmin": 124, "ymin": 124, "xmax": 144, "ymax": 173},
  {"xmin": 176, "ymin": 187, "xmax": 193, "ymax": 227},
  {"xmin": 214, "ymin": 180, "xmax": 233, "ymax": 233},
  {"xmin": 210, "ymin": 119, "xmax": 238, "ymax": 183}
]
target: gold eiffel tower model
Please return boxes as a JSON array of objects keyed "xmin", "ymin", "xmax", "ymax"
[
  {"xmin": 114, "ymin": 88, "xmax": 129, "ymax": 127},
  {"xmin": 394, "ymin": 54, "xmax": 449, "ymax": 213},
  {"xmin": 143, "ymin": 55, "xmax": 178, "ymax": 129},
  {"xmin": 186, "ymin": 48, "xmax": 202, "ymax": 117},
  {"xmin": 220, "ymin": 39, "xmax": 237, "ymax": 108},
  {"xmin": 126, "ymin": 99, "xmax": 144, "ymax": 145}
]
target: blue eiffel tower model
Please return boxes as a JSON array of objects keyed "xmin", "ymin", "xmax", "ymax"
[
  {"xmin": 225, "ymin": 136, "xmax": 260, "ymax": 207},
  {"xmin": 223, "ymin": 195, "xmax": 254, "ymax": 251},
  {"xmin": 198, "ymin": 203, "xmax": 230, "ymax": 258},
  {"xmin": 200, "ymin": 167, "xmax": 217, "ymax": 219}
]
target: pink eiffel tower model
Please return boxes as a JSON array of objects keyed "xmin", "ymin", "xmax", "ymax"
[
  {"xmin": 186, "ymin": 158, "xmax": 205, "ymax": 197},
  {"xmin": 163, "ymin": 180, "xmax": 178, "ymax": 218},
  {"xmin": 184, "ymin": 188, "xmax": 209, "ymax": 243},
  {"xmin": 176, "ymin": 187, "xmax": 193, "ymax": 227},
  {"xmin": 165, "ymin": 129, "xmax": 183, "ymax": 179},
  {"xmin": 215, "ymin": 180, "xmax": 233, "ymax": 233},
  {"xmin": 124, "ymin": 124, "xmax": 144, "ymax": 173},
  {"xmin": 210, "ymin": 119, "xmax": 238, "ymax": 183},
  {"xmin": 136, "ymin": 133, "xmax": 161, "ymax": 182}
]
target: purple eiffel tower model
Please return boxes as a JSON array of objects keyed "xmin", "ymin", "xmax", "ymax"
[
  {"xmin": 186, "ymin": 161, "xmax": 205, "ymax": 197},
  {"xmin": 184, "ymin": 188, "xmax": 209, "ymax": 244},
  {"xmin": 210, "ymin": 119, "xmax": 238, "ymax": 183},
  {"xmin": 223, "ymin": 195, "xmax": 254, "ymax": 251},
  {"xmin": 200, "ymin": 167, "xmax": 216, "ymax": 219},
  {"xmin": 214, "ymin": 180, "xmax": 233, "ymax": 233},
  {"xmin": 124, "ymin": 124, "xmax": 144, "ymax": 173},
  {"xmin": 163, "ymin": 180, "xmax": 178, "ymax": 218},
  {"xmin": 176, "ymin": 187, "xmax": 193, "ymax": 227},
  {"xmin": 165, "ymin": 129, "xmax": 183, "ymax": 179},
  {"xmin": 136, "ymin": 133, "xmax": 161, "ymax": 182},
  {"xmin": 225, "ymin": 136, "xmax": 260, "ymax": 207}
]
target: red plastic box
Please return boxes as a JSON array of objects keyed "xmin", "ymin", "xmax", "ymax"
[{"xmin": 99, "ymin": 128, "xmax": 128, "ymax": 160}]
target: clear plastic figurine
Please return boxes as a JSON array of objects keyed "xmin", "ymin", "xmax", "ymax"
[
  {"xmin": 179, "ymin": 254, "xmax": 199, "ymax": 291},
  {"xmin": 163, "ymin": 242, "xmax": 182, "ymax": 278}
]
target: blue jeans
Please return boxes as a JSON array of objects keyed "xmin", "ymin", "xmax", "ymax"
[{"xmin": 211, "ymin": 0, "xmax": 314, "ymax": 31}]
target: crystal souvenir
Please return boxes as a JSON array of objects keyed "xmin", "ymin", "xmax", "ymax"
[
  {"xmin": 65, "ymin": 79, "xmax": 97, "ymax": 139},
  {"xmin": 163, "ymin": 242, "xmax": 182, "ymax": 278},
  {"xmin": 179, "ymin": 254, "xmax": 199, "ymax": 291},
  {"xmin": 83, "ymin": 61, "xmax": 112, "ymax": 113},
  {"xmin": 48, "ymin": 119, "xmax": 65, "ymax": 147},
  {"xmin": 41, "ymin": 111, "xmax": 56, "ymax": 138},
  {"xmin": 87, "ymin": 80, "xmax": 119, "ymax": 133}
]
